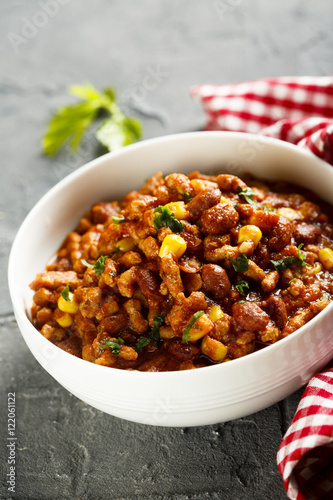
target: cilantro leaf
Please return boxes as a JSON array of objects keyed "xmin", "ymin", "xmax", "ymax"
[
  {"xmin": 61, "ymin": 284, "xmax": 71, "ymax": 301},
  {"xmin": 235, "ymin": 280, "xmax": 250, "ymax": 295},
  {"xmin": 135, "ymin": 314, "xmax": 165, "ymax": 352},
  {"xmin": 99, "ymin": 337, "xmax": 124, "ymax": 355},
  {"xmin": 182, "ymin": 311, "xmax": 205, "ymax": 343},
  {"xmin": 81, "ymin": 255, "xmax": 108, "ymax": 276},
  {"xmin": 135, "ymin": 337, "xmax": 151, "ymax": 353},
  {"xmin": 42, "ymin": 83, "xmax": 142, "ymax": 156},
  {"xmin": 153, "ymin": 206, "xmax": 183, "ymax": 232},
  {"xmin": 182, "ymin": 192, "xmax": 193, "ymax": 203},
  {"xmin": 237, "ymin": 187, "xmax": 259, "ymax": 208},
  {"xmin": 270, "ymin": 244, "xmax": 309, "ymax": 272},
  {"xmin": 231, "ymin": 253, "xmax": 249, "ymax": 273},
  {"xmin": 96, "ymin": 113, "xmax": 142, "ymax": 151}
]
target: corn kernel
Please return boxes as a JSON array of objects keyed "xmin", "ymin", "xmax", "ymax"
[
  {"xmin": 238, "ymin": 225, "xmax": 262, "ymax": 246},
  {"xmin": 220, "ymin": 196, "xmax": 231, "ymax": 204},
  {"xmin": 318, "ymin": 248, "xmax": 333, "ymax": 271},
  {"xmin": 313, "ymin": 262, "xmax": 322, "ymax": 273},
  {"xmin": 117, "ymin": 236, "xmax": 136, "ymax": 253},
  {"xmin": 209, "ymin": 305, "xmax": 225, "ymax": 322},
  {"xmin": 201, "ymin": 335, "xmax": 228, "ymax": 362},
  {"xmin": 56, "ymin": 312, "xmax": 73, "ymax": 328},
  {"xmin": 187, "ymin": 315, "xmax": 213, "ymax": 342},
  {"xmin": 58, "ymin": 293, "xmax": 79, "ymax": 314},
  {"xmin": 164, "ymin": 201, "xmax": 187, "ymax": 220},
  {"xmin": 190, "ymin": 179, "xmax": 218, "ymax": 193},
  {"xmin": 277, "ymin": 207, "xmax": 302, "ymax": 221},
  {"xmin": 159, "ymin": 234, "xmax": 187, "ymax": 259}
]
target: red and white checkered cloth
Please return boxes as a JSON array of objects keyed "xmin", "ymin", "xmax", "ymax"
[
  {"xmin": 191, "ymin": 77, "xmax": 333, "ymax": 165},
  {"xmin": 192, "ymin": 77, "xmax": 333, "ymax": 499},
  {"xmin": 277, "ymin": 365, "xmax": 333, "ymax": 500}
]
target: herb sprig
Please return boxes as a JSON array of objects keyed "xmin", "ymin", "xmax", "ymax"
[
  {"xmin": 231, "ymin": 253, "xmax": 249, "ymax": 273},
  {"xmin": 237, "ymin": 187, "xmax": 259, "ymax": 208},
  {"xmin": 81, "ymin": 255, "xmax": 108, "ymax": 276},
  {"xmin": 42, "ymin": 83, "xmax": 142, "ymax": 156},
  {"xmin": 182, "ymin": 311, "xmax": 205, "ymax": 343},
  {"xmin": 153, "ymin": 206, "xmax": 183, "ymax": 232},
  {"xmin": 270, "ymin": 244, "xmax": 309, "ymax": 272},
  {"xmin": 100, "ymin": 337, "xmax": 124, "ymax": 355},
  {"xmin": 136, "ymin": 314, "xmax": 165, "ymax": 353},
  {"xmin": 235, "ymin": 280, "xmax": 250, "ymax": 295},
  {"xmin": 61, "ymin": 284, "xmax": 70, "ymax": 301}
]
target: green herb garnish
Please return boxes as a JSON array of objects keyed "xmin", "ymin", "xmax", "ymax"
[
  {"xmin": 262, "ymin": 205, "xmax": 275, "ymax": 212},
  {"xmin": 61, "ymin": 284, "xmax": 70, "ymax": 301},
  {"xmin": 153, "ymin": 206, "xmax": 183, "ymax": 232},
  {"xmin": 235, "ymin": 280, "xmax": 250, "ymax": 295},
  {"xmin": 136, "ymin": 314, "xmax": 165, "ymax": 352},
  {"xmin": 100, "ymin": 337, "xmax": 124, "ymax": 355},
  {"xmin": 320, "ymin": 292, "xmax": 331, "ymax": 301},
  {"xmin": 270, "ymin": 244, "xmax": 309, "ymax": 272},
  {"xmin": 237, "ymin": 187, "xmax": 259, "ymax": 208},
  {"xmin": 182, "ymin": 192, "xmax": 193, "ymax": 203},
  {"xmin": 135, "ymin": 337, "xmax": 151, "ymax": 353},
  {"xmin": 42, "ymin": 83, "xmax": 142, "ymax": 156},
  {"xmin": 182, "ymin": 311, "xmax": 205, "ymax": 343},
  {"xmin": 112, "ymin": 215, "xmax": 125, "ymax": 224},
  {"xmin": 81, "ymin": 255, "xmax": 108, "ymax": 276},
  {"xmin": 231, "ymin": 253, "xmax": 249, "ymax": 273}
]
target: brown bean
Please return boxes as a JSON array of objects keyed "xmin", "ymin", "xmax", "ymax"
[
  {"xmin": 232, "ymin": 302, "xmax": 269, "ymax": 331},
  {"xmin": 261, "ymin": 296, "xmax": 287, "ymax": 329},
  {"xmin": 293, "ymin": 223, "xmax": 321, "ymax": 245},
  {"xmin": 201, "ymin": 264, "xmax": 231, "ymax": 300},
  {"xmin": 167, "ymin": 338, "xmax": 200, "ymax": 363},
  {"xmin": 135, "ymin": 268, "xmax": 163, "ymax": 302},
  {"xmin": 216, "ymin": 174, "xmax": 247, "ymax": 192},
  {"xmin": 200, "ymin": 203, "xmax": 239, "ymax": 234},
  {"xmin": 186, "ymin": 189, "xmax": 221, "ymax": 221}
]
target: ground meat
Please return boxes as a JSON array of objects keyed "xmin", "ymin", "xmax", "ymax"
[{"xmin": 30, "ymin": 171, "xmax": 333, "ymax": 371}]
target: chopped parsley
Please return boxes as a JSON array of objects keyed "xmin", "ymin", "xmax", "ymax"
[
  {"xmin": 135, "ymin": 314, "xmax": 165, "ymax": 352},
  {"xmin": 81, "ymin": 255, "xmax": 108, "ymax": 276},
  {"xmin": 235, "ymin": 280, "xmax": 250, "ymax": 295},
  {"xmin": 231, "ymin": 253, "xmax": 249, "ymax": 273},
  {"xmin": 182, "ymin": 192, "xmax": 193, "ymax": 203},
  {"xmin": 182, "ymin": 310, "xmax": 205, "ymax": 343},
  {"xmin": 153, "ymin": 206, "xmax": 183, "ymax": 232},
  {"xmin": 135, "ymin": 337, "xmax": 151, "ymax": 353},
  {"xmin": 61, "ymin": 284, "xmax": 71, "ymax": 301},
  {"xmin": 112, "ymin": 215, "xmax": 125, "ymax": 224},
  {"xmin": 320, "ymin": 292, "xmax": 331, "ymax": 301},
  {"xmin": 99, "ymin": 337, "xmax": 124, "ymax": 355},
  {"xmin": 270, "ymin": 244, "xmax": 309, "ymax": 272},
  {"xmin": 262, "ymin": 205, "xmax": 275, "ymax": 212},
  {"xmin": 237, "ymin": 187, "xmax": 259, "ymax": 208}
]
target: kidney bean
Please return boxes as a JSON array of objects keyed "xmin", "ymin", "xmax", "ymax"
[
  {"xmin": 200, "ymin": 203, "xmax": 239, "ymax": 234},
  {"xmin": 216, "ymin": 174, "xmax": 247, "ymax": 192},
  {"xmin": 261, "ymin": 296, "xmax": 288, "ymax": 329},
  {"xmin": 186, "ymin": 189, "xmax": 221, "ymax": 222},
  {"xmin": 232, "ymin": 302, "xmax": 269, "ymax": 331},
  {"xmin": 293, "ymin": 223, "xmax": 321, "ymax": 245},
  {"xmin": 201, "ymin": 264, "xmax": 231, "ymax": 300},
  {"xmin": 167, "ymin": 338, "xmax": 200, "ymax": 363}
]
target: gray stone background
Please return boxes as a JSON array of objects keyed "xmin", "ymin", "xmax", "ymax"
[{"xmin": 1, "ymin": 1, "xmax": 333, "ymax": 499}]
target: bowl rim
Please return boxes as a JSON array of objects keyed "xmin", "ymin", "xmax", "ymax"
[{"xmin": 8, "ymin": 130, "xmax": 333, "ymax": 380}]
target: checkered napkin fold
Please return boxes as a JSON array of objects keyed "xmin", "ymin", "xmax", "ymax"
[{"xmin": 191, "ymin": 77, "xmax": 333, "ymax": 500}]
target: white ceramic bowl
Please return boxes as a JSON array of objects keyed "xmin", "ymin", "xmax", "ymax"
[{"xmin": 8, "ymin": 132, "xmax": 333, "ymax": 427}]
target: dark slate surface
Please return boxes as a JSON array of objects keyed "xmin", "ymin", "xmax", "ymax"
[{"xmin": 1, "ymin": 1, "xmax": 332, "ymax": 499}]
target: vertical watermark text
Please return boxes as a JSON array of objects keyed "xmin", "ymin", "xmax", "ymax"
[{"xmin": 6, "ymin": 392, "xmax": 16, "ymax": 494}]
